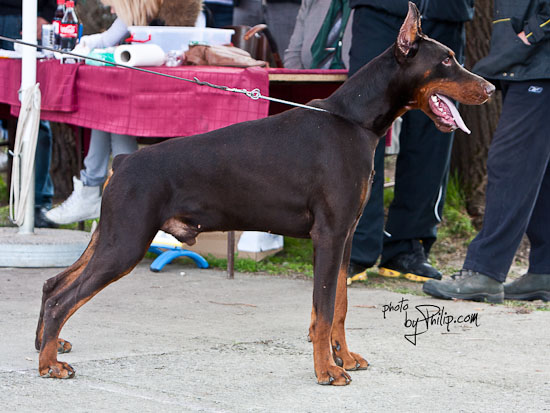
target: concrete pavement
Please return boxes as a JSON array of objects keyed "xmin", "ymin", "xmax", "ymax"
[{"xmin": 0, "ymin": 263, "xmax": 548, "ymax": 411}]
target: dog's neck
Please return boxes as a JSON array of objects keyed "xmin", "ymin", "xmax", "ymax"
[{"xmin": 318, "ymin": 45, "xmax": 412, "ymax": 138}]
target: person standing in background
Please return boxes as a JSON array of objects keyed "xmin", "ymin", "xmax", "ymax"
[
  {"xmin": 284, "ymin": 0, "xmax": 353, "ymax": 69},
  {"xmin": 0, "ymin": 0, "xmax": 58, "ymax": 228},
  {"xmin": 234, "ymin": 0, "xmax": 300, "ymax": 54},
  {"xmin": 346, "ymin": 0, "xmax": 475, "ymax": 284},
  {"xmin": 424, "ymin": 0, "xmax": 550, "ymax": 303}
]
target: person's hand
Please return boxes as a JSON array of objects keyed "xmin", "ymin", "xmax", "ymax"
[
  {"xmin": 37, "ymin": 16, "xmax": 49, "ymax": 40},
  {"xmin": 518, "ymin": 31, "xmax": 531, "ymax": 45},
  {"xmin": 72, "ymin": 41, "xmax": 90, "ymax": 56}
]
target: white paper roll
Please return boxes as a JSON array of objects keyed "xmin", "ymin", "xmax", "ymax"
[{"xmin": 114, "ymin": 44, "xmax": 165, "ymax": 67}]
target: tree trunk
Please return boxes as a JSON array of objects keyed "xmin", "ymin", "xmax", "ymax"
[{"xmin": 451, "ymin": 0, "xmax": 502, "ymax": 227}]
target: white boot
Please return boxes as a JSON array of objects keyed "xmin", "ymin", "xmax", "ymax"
[{"xmin": 46, "ymin": 177, "xmax": 102, "ymax": 224}]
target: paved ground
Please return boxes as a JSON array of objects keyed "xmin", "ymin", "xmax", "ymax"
[{"xmin": 1, "ymin": 262, "xmax": 549, "ymax": 412}]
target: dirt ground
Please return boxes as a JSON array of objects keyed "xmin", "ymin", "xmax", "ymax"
[{"xmin": 1, "ymin": 262, "xmax": 548, "ymax": 412}]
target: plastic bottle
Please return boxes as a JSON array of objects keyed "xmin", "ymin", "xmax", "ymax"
[
  {"xmin": 52, "ymin": 0, "xmax": 65, "ymax": 50},
  {"xmin": 60, "ymin": 0, "xmax": 78, "ymax": 51}
]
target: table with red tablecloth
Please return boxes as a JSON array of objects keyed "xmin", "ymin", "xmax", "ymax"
[{"xmin": 0, "ymin": 59, "xmax": 270, "ymax": 137}]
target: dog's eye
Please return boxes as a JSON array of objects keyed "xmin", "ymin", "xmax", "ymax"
[{"xmin": 442, "ymin": 57, "xmax": 452, "ymax": 66}]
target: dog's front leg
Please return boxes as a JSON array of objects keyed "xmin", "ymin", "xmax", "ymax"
[
  {"xmin": 310, "ymin": 229, "xmax": 352, "ymax": 385},
  {"xmin": 330, "ymin": 232, "xmax": 369, "ymax": 371}
]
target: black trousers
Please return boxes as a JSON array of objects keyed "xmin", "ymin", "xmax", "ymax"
[
  {"xmin": 348, "ymin": 6, "xmax": 466, "ymax": 268},
  {"xmin": 463, "ymin": 80, "xmax": 550, "ymax": 282}
]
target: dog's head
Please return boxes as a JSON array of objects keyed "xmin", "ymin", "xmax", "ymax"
[{"xmin": 395, "ymin": 2, "xmax": 495, "ymax": 133}]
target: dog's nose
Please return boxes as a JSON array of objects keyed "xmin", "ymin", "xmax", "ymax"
[{"xmin": 484, "ymin": 82, "xmax": 496, "ymax": 97}]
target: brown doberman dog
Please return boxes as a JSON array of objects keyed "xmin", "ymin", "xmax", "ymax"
[{"xmin": 35, "ymin": 3, "xmax": 494, "ymax": 385}]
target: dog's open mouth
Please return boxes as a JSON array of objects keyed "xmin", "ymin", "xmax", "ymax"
[{"xmin": 429, "ymin": 94, "xmax": 471, "ymax": 134}]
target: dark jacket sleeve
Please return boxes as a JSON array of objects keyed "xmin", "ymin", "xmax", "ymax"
[{"xmin": 523, "ymin": 0, "xmax": 550, "ymax": 43}]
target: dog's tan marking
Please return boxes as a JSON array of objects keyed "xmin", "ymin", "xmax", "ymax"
[
  {"xmin": 331, "ymin": 266, "xmax": 369, "ymax": 371},
  {"xmin": 312, "ymin": 312, "xmax": 351, "ymax": 385}
]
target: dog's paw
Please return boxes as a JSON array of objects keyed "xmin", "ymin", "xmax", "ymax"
[
  {"xmin": 316, "ymin": 365, "xmax": 352, "ymax": 386},
  {"xmin": 57, "ymin": 338, "xmax": 72, "ymax": 354},
  {"xmin": 334, "ymin": 350, "xmax": 369, "ymax": 371},
  {"xmin": 39, "ymin": 361, "xmax": 75, "ymax": 379}
]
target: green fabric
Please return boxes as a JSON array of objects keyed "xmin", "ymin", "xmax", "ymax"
[{"xmin": 310, "ymin": 0, "xmax": 352, "ymax": 69}]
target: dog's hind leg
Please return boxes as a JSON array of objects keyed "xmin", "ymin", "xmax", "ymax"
[
  {"xmin": 38, "ymin": 228, "xmax": 151, "ymax": 379},
  {"xmin": 35, "ymin": 229, "xmax": 101, "ymax": 354},
  {"xmin": 330, "ymin": 231, "xmax": 369, "ymax": 371},
  {"xmin": 310, "ymin": 222, "xmax": 352, "ymax": 385}
]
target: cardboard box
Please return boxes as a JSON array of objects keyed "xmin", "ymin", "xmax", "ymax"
[
  {"xmin": 152, "ymin": 230, "xmax": 283, "ymax": 262},
  {"xmin": 182, "ymin": 231, "xmax": 283, "ymax": 262}
]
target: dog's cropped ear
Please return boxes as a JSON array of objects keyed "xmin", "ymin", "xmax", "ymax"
[{"xmin": 396, "ymin": 2, "xmax": 422, "ymax": 59}]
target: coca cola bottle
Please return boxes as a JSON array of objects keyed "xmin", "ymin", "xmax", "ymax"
[
  {"xmin": 60, "ymin": 0, "xmax": 78, "ymax": 51},
  {"xmin": 52, "ymin": 0, "xmax": 65, "ymax": 50}
]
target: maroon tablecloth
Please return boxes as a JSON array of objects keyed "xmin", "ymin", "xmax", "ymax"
[{"xmin": 0, "ymin": 59, "xmax": 270, "ymax": 137}]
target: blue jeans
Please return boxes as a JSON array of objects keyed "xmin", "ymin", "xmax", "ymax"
[{"xmin": 1, "ymin": 13, "xmax": 55, "ymax": 209}]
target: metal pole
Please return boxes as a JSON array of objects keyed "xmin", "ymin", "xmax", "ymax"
[
  {"xmin": 227, "ymin": 231, "xmax": 235, "ymax": 279},
  {"xmin": 18, "ymin": 0, "xmax": 37, "ymax": 234}
]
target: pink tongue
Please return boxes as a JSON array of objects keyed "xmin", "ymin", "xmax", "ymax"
[{"xmin": 436, "ymin": 94, "xmax": 471, "ymax": 134}]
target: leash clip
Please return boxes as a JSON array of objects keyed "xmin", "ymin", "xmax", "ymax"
[{"xmin": 246, "ymin": 88, "xmax": 261, "ymax": 100}]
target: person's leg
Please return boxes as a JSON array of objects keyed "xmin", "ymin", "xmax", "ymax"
[
  {"xmin": 463, "ymin": 81, "xmax": 550, "ymax": 281},
  {"xmin": 34, "ymin": 121, "xmax": 54, "ymax": 209},
  {"xmin": 33, "ymin": 121, "xmax": 57, "ymax": 228},
  {"xmin": 110, "ymin": 133, "xmax": 138, "ymax": 157},
  {"xmin": 379, "ymin": 108, "xmax": 453, "ymax": 267},
  {"xmin": 378, "ymin": 19, "xmax": 465, "ymax": 280},
  {"xmin": 80, "ymin": 129, "xmax": 112, "ymax": 187},
  {"xmin": 46, "ymin": 130, "xmax": 111, "ymax": 224},
  {"xmin": 347, "ymin": 7, "xmax": 400, "ymax": 280},
  {"xmin": 526, "ymin": 159, "xmax": 550, "ymax": 275},
  {"xmin": 424, "ymin": 80, "xmax": 550, "ymax": 302},
  {"xmin": 503, "ymin": 159, "xmax": 550, "ymax": 302}
]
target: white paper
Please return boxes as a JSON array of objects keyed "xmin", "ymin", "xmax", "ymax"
[{"xmin": 114, "ymin": 44, "xmax": 165, "ymax": 67}]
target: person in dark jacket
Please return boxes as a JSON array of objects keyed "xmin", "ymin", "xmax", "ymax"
[
  {"xmin": 347, "ymin": 0, "xmax": 475, "ymax": 284},
  {"xmin": 0, "ymin": 0, "xmax": 57, "ymax": 228},
  {"xmin": 423, "ymin": 0, "xmax": 550, "ymax": 303}
]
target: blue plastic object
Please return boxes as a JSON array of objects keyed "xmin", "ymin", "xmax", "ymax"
[{"xmin": 148, "ymin": 242, "xmax": 209, "ymax": 272}]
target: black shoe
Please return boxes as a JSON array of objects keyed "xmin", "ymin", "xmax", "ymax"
[
  {"xmin": 35, "ymin": 207, "xmax": 59, "ymax": 229},
  {"xmin": 379, "ymin": 242, "xmax": 442, "ymax": 282},
  {"xmin": 423, "ymin": 269, "xmax": 504, "ymax": 303},
  {"xmin": 347, "ymin": 262, "xmax": 368, "ymax": 285},
  {"xmin": 504, "ymin": 273, "xmax": 550, "ymax": 302}
]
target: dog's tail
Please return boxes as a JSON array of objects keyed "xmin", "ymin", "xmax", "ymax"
[{"xmin": 104, "ymin": 153, "xmax": 130, "ymax": 190}]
